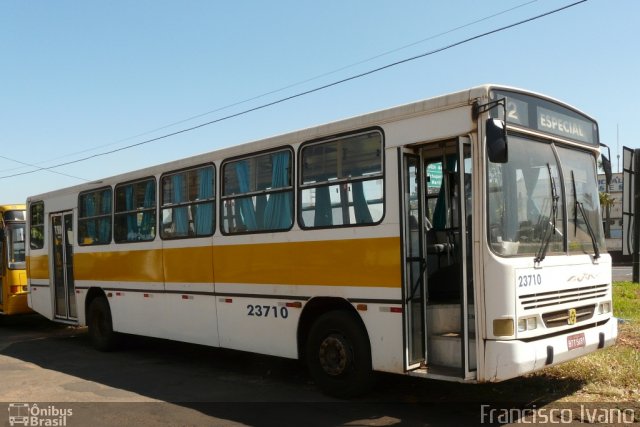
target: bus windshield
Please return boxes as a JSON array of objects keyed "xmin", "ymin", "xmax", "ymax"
[
  {"xmin": 6, "ymin": 223, "xmax": 26, "ymax": 269},
  {"xmin": 557, "ymin": 146, "xmax": 606, "ymax": 255},
  {"xmin": 487, "ymin": 135, "xmax": 605, "ymax": 258}
]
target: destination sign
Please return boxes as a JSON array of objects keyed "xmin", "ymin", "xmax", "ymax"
[
  {"xmin": 538, "ymin": 107, "xmax": 591, "ymax": 143},
  {"xmin": 426, "ymin": 163, "xmax": 442, "ymax": 188},
  {"xmin": 491, "ymin": 90, "xmax": 598, "ymax": 146}
]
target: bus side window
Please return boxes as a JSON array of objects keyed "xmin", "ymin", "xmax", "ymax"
[
  {"xmin": 78, "ymin": 188, "xmax": 112, "ymax": 246},
  {"xmin": 221, "ymin": 149, "xmax": 293, "ymax": 234},
  {"xmin": 299, "ymin": 131, "xmax": 384, "ymax": 229},
  {"xmin": 29, "ymin": 202, "xmax": 45, "ymax": 250},
  {"xmin": 114, "ymin": 178, "xmax": 156, "ymax": 243},
  {"xmin": 161, "ymin": 165, "xmax": 215, "ymax": 239}
]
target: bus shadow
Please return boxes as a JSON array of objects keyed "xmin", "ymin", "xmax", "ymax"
[{"xmin": 0, "ymin": 321, "xmax": 585, "ymax": 425}]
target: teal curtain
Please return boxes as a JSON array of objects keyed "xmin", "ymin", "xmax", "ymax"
[
  {"xmin": 195, "ymin": 167, "xmax": 214, "ymax": 235},
  {"xmin": 264, "ymin": 152, "xmax": 292, "ymax": 229},
  {"xmin": 433, "ymin": 156, "xmax": 457, "ymax": 230},
  {"xmin": 255, "ymin": 195, "xmax": 267, "ymax": 230},
  {"xmin": 141, "ymin": 180, "xmax": 155, "ymax": 239},
  {"xmin": 352, "ymin": 181, "xmax": 372, "ymax": 224},
  {"xmin": 235, "ymin": 162, "xmax": 257, "ymax": 230},
  {"xmin": 125, "ymin": 185, "xmax": 136, "ymax": 239},
  {"xmin": 98, "ymin": 189, "xmax": 111, "ymax": 243},
  {"xmin": 172, "ymin": 174, "xmax": 189, "ymax": 236},
  {"xmin": 84, "ymin": 194, "xmax": 96, "ymax": 240},
  {"xmin": 314, "ymin": 186, "xmax": 332, "ymax": 227}
]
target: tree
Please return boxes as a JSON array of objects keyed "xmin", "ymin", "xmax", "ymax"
[
  {"xmin": 599, "ymin": 191, "xmax": 615, "ymax": 207},
  {"xmin": 599, "ymin": 191, "xmax": 615, "ymax": 238}
]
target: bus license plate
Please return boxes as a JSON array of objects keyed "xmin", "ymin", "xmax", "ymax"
[{"xmin": 567, "ymin": 333, "xmax": 586, "ymax": 350}]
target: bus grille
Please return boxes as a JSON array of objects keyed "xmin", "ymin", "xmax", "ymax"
[
  {"xmin": 541, "ymin": 305, "xmax": 596, "ymax": 328},
  {"xmin": 519, "ymin": 284, "xmax": 608, "ymax": 310}
]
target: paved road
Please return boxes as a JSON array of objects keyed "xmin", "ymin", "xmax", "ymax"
[
  {"xmin": 613, "ymin": 265, "xmax": 634, "ymax": 282},
  {"xmin": 0, "ymin": 315, "xmax": 475, "ymax": 426},
  {"xmin": 0, "ymin": 314, "xmax": 617, "ymax": 426}
]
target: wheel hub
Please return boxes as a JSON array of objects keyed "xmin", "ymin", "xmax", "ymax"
[{"xmin": 319, "ymin": 334, "xmax": 351, "ymax": 376}]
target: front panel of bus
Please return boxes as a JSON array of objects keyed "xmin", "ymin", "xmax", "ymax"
[
  {"xmin": 479, "ymin": 89, "xmax": 617, "ymax": 381},
  {"xmin": 0, "ymin": 207, "xmax": 29, "ymax": 315}
]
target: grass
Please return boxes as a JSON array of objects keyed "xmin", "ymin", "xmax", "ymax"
[
  {"xmin": 530, "ymin": 281, "xmax": 640, "ymax": 402},
  {"xmin": 613, "ymin": 281, "xmax": 640, "ymax": 322}
]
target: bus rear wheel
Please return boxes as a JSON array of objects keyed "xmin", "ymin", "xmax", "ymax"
[
  {"xmin": 305, "ymin": 310, "xmax": 373, "ymax": 398},
  {"xmin": 87, "ymin": 296, "xmax": 119, "ymax": 351}
]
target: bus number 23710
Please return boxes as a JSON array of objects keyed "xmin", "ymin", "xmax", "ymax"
[
  {"xmin": 247, "ymin": 304, "xmax": 289, "ymax": 319},
  {"xmin": 517, "ymin": 273, "xmax": 543, "ymax": 287}
]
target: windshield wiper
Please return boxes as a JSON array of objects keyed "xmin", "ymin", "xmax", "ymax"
[
  {"xmin": 535, "ymin": 163, "xmax": 559, "ymax": 264},
  {"xmin": 571, "ymin": 170, "xmax": 600, "ymax": 260}
]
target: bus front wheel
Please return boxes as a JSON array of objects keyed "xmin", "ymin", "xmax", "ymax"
[
  {"xmin": 305, "ymin": 310, "xmax": 373, "ymax": 398},
  {"xmin": 87, "ymin": 296, "xmax": 119, "ymax": 351}
]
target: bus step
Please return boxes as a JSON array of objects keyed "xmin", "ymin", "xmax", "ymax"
[{"xmin": 428, "ymin": 334, "xmax": 476, "ymax": 369}]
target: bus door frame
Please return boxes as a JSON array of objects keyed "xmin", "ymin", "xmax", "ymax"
[
  {"xmin": 400, "ymin": 137, "xmax": 477, "ymax": 379},
  {"xmin": 50, "ymin": 210, "xmax": 77, "ymax": 321},
  {"xmin": 399, "ymin": 147, "xmax": 428, "ymax": 370},
  {"xmin": 457, "ymin": 136, "xmax": 476, "ymax": 380}
]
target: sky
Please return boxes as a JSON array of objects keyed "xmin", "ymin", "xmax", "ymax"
[{"xmin": 1, "ymin": 0, "xmax": 639, "ymax": 203}]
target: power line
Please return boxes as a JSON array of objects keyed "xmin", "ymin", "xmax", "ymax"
[
  {"xmin": 0, "ymin": 155, "xmax": 89, "ymax": 182},
  {"xmin": 0, "ymin": 0, "xmax": 540, "ymax": 176},
  {"xmin": 0, "ymin": 0, "xmax": 586, "ymax": 181}
]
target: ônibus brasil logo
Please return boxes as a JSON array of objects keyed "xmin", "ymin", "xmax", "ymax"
[{"xmin": 7, "ymin": 403, "xmax": 73, "ymax": 426}]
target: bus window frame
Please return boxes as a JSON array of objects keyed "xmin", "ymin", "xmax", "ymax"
[
  {"xmin": 220, "ymin": 146, "xmax": 295, "ymax": 236},
  {"xmin": 77, "ymin": 186, "xmax": 113, "ymax": 246},
  {"xmin": 6, "ymin": 222, "xmax": 26, "ymax": 269},
  {"xmin": 113, "ymin": 176, "xmax": 158, "ymax": 244},
  {"xmin": 29, "ymin": 201, "xmax": 45, "ymax": 250},
  {"xmin": 159, "ymin": 162, "xmax": 216, "ymax": 240},
  {"xmin": 297, "ymin": 127, "xmax": 386, "ymax": 230}
]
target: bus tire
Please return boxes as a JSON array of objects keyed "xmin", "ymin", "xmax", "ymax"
[
  {"xmin": 87, "ymin": 296, "xmax": 119, "ymax": 352},
  {"xmin": 305, "ymin": 310, "xmax": 373, "ymax": 398}
]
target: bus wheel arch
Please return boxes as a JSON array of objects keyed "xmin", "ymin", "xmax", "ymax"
[
  {"xmin": 85, "ymin": 288, "xmax": 119, "ymax": 352},
  {"xmin": 299, "ymin": 298, "xmax": 374, "ymax": 397}
]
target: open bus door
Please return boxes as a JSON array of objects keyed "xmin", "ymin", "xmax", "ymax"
[
  {"xmin": 400, "ymin": 137, "xmax": 476, "ymax": 379},
  {"xmin": 50, "ymin": 211, "xmax": 77, "ymax": 321},
  {"xmin": 400, "ymin": 148, "xmax": 427, "ymax": 369}
]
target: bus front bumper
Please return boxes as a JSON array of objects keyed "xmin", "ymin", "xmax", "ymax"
[
  {"xmin": 1, "ymin": 293, "xmax": 32, "ymax": 315},
  {"xmin": 482, "ymin": 318, "xmax": 618, "ymax": 382}
]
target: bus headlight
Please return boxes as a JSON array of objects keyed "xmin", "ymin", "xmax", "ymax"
[
  {"xmin": 517, "ymin": 316, "xmax": 538, "ymax": 332},
  {"xmin": 598, "ymin": 301, "xmax": 611, "ymax": 315}
]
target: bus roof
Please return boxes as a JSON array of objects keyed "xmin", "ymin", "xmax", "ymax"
[
  {"xmin": 0, "ymin": 204, "xmax": 26, "ymax": 211},
  {"xmin": 26, "ymin": 84, "xmax": 597, "ymax": 202}
]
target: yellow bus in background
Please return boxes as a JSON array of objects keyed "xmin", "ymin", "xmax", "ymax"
[{"xmin": 0, "ymin": 204, "xmax": 29, "ymax": 315}]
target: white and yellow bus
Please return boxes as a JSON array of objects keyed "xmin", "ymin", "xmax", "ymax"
[
  {"xmin": 26, "ymin": 85, "xmax": 617, "ymax": 396},
  {"xmin": 1, "ymin": 204, "xmax": 29, "ymax": 316}
]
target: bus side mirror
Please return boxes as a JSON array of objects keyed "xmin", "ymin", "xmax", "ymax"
[
  {"xmin": 602, "ymin": 155, "xmax": 612, "ymax": 186},
  {"xmin": 486, "ymin": 118, "xmax": 508, "ymax": 163},
  {"xmin": 600, "ymin": 143, "xmax": 612, "ymax": 188}
]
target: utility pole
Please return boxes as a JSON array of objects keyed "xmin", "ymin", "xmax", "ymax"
[
  {"xmin": 634, "ymin": 148, "xmax": 640, "ymax": 283},
  {"xmin": 617, "ymin": 124, "xmax": 620, "ymax": 173}
]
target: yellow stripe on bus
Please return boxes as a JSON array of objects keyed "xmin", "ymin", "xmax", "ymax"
[
  {"xmin": 164, "ymin": 246, "xmax": 214, "ymax": 283},
  {"xmin": 213, "ymin": 237, "xmax": 401, "ymax": 287},
  {"xmin": 68, "ymin": 237, "xmax": 401, "ymax": 287},
  {"xmin": 27, "ymin": 255, "xmax": 49, "ymax": 280},
  {"xmin": 74, "ymin": 250, "xmax": 164, "ymax": 282}
]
